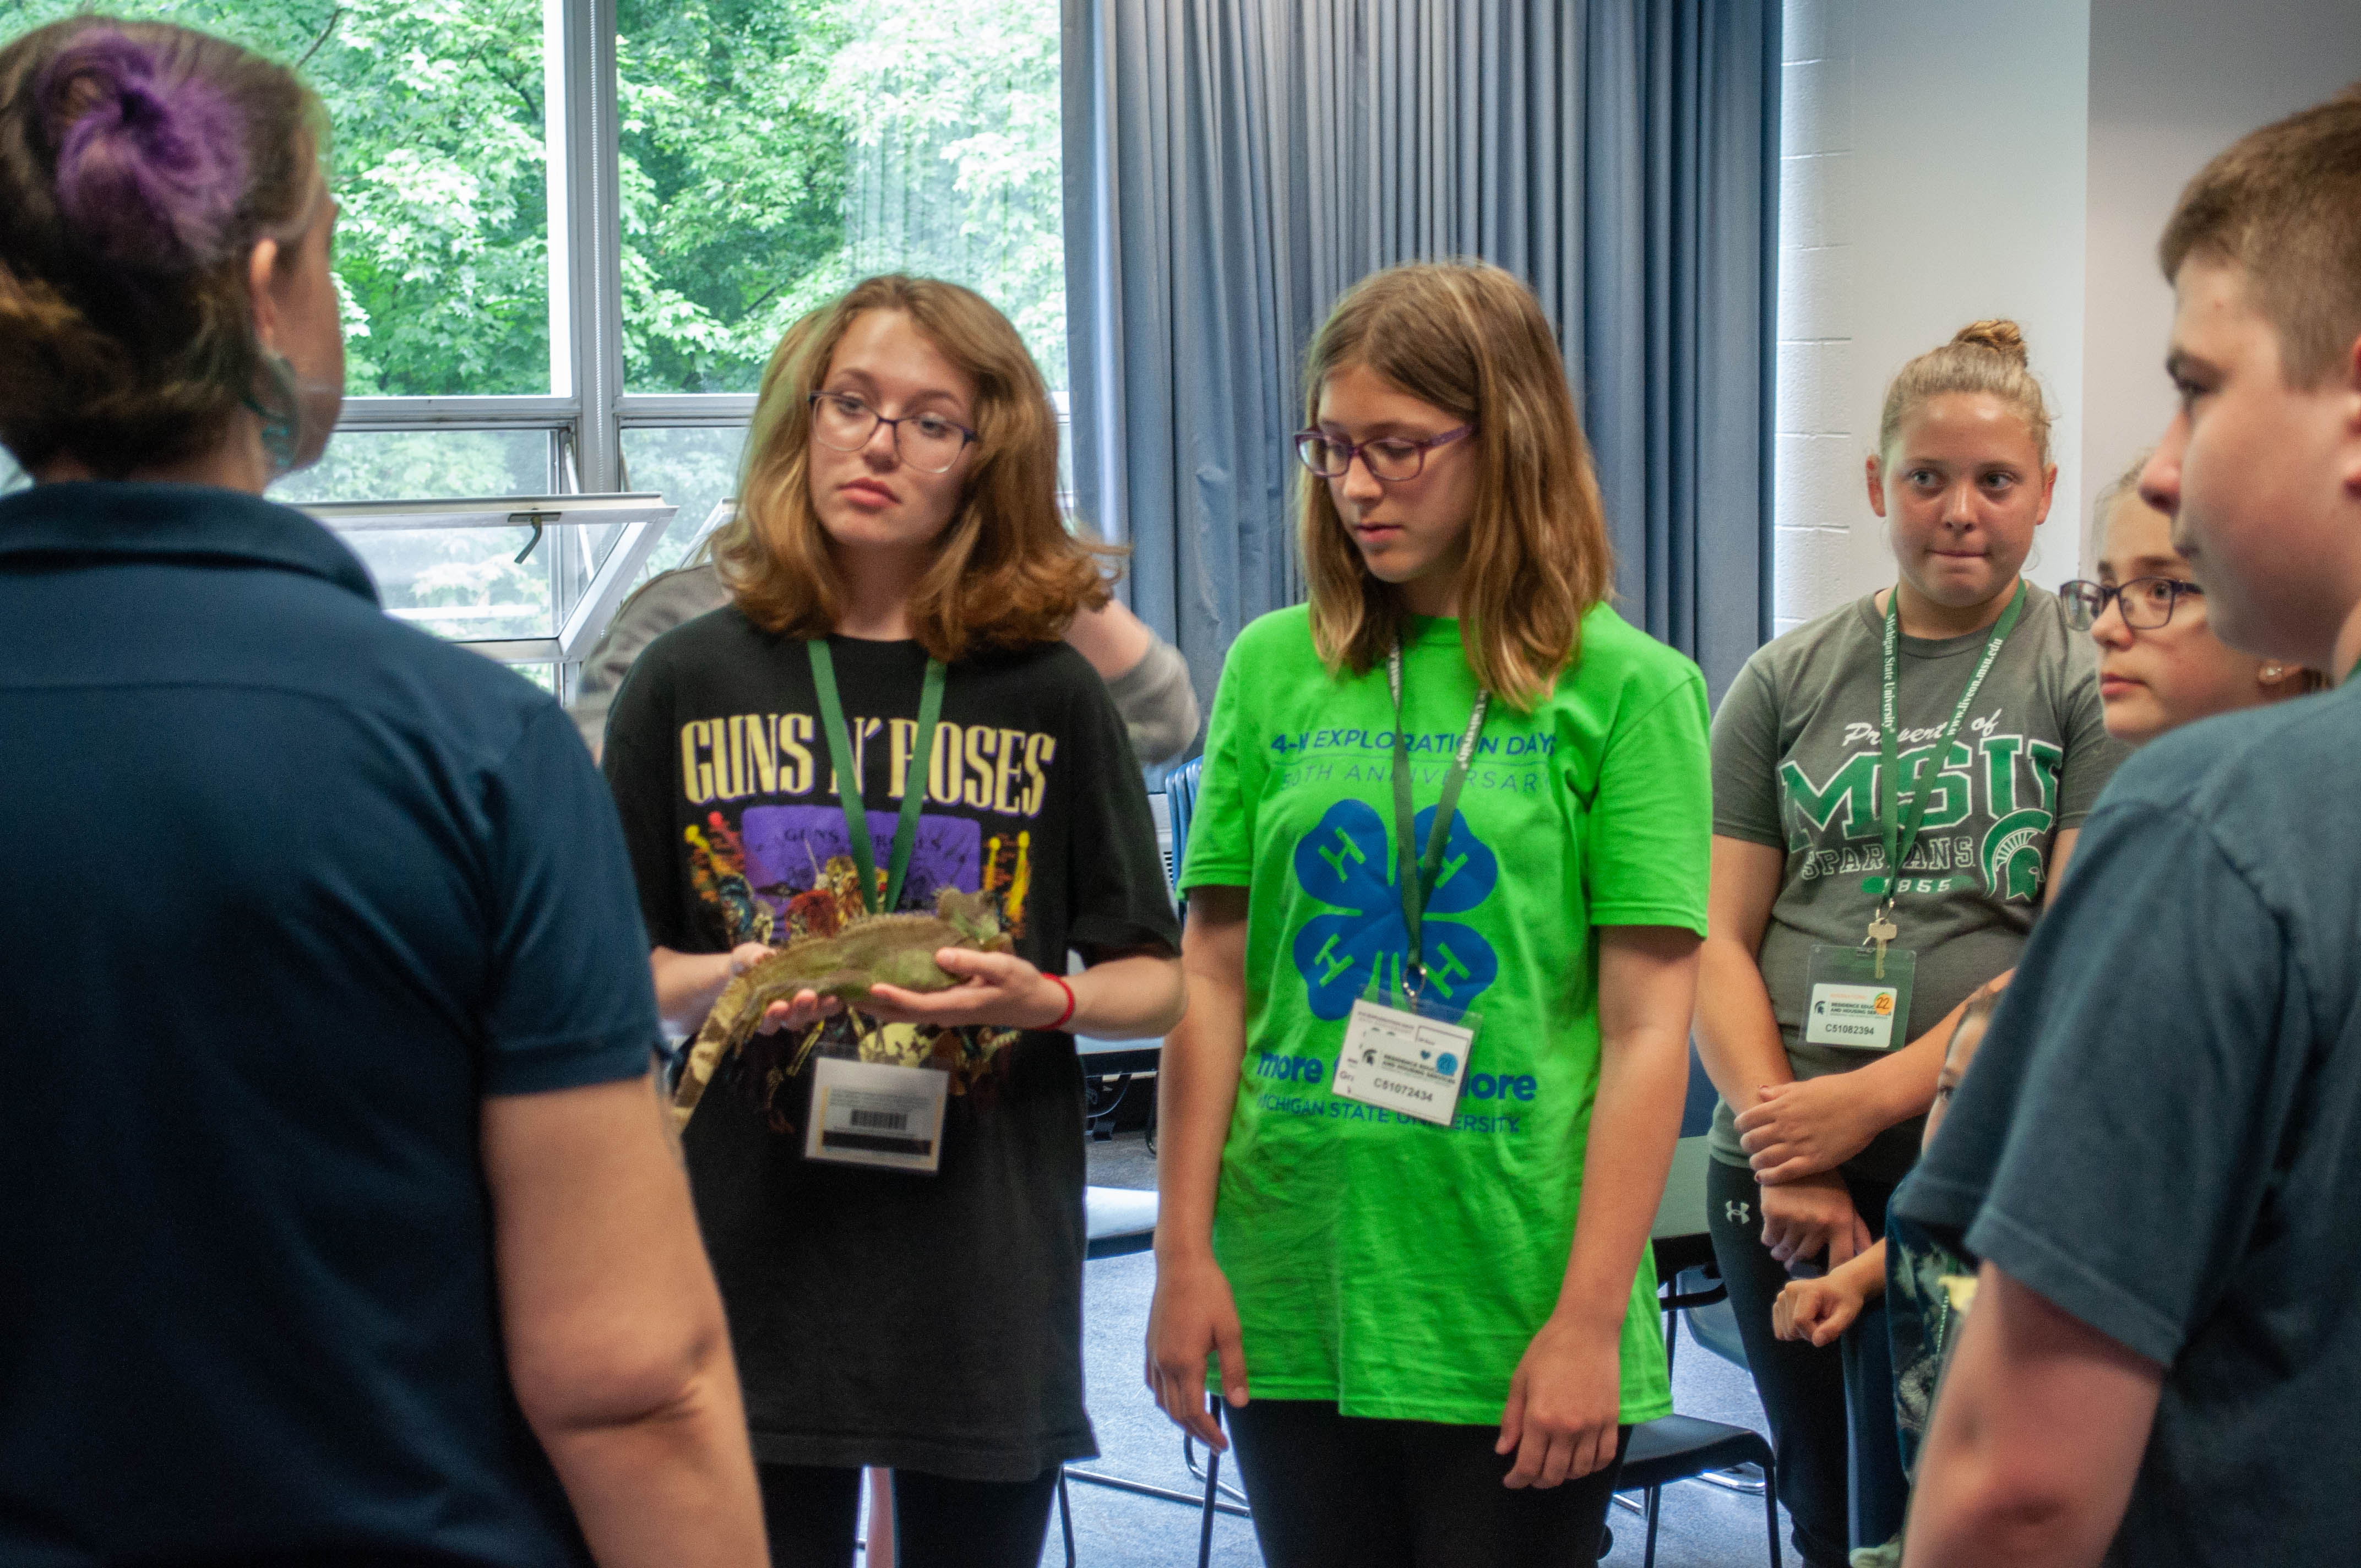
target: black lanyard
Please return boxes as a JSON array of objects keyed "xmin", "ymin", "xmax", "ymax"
[
  {"xmin": 1386, "ymin": 641, "xmax": 1489, "ymax": 995},
  {"xmin": 807, "ymin": 641, "xmax": 948, "ymax": 916},
  {"xmin": 1874, "ymin": 581, "xmax": 2025, "ymax": 914}
]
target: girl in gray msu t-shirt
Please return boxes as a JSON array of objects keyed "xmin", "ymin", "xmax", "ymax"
[{"xmin": 1693, "ymin": 320, "xmax": 2127, "ymax": 1566}]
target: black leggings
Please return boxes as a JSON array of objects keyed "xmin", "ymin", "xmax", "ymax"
[
  {"xmin": 1225, "ymin": 1399, "xmax": 1630, "ymax": 1568},
  {"xmin": 755, "ymin": 1462, "xmax": 1058, "ymax": 1568},
  {"xmin": 1705, "ymin": 1158, "xmax": 1908, "ymax": 1568}
]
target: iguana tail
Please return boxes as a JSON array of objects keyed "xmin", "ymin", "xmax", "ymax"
[{"xmin": 671, "ymin": 968, "xmax": 760, "ymax": 1130}]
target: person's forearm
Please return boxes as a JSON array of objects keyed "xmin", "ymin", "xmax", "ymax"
[
  {"xmin": 651, "ymin": 946, "xmax": 734, "ymax": 1037},
  {"xmin": 1828, "ymin": 1239, "xmax": 1888, "ymax": 1302},
  {"xmin": 1848, "ymin": 989, "xmax": 1982, "ymax": 1129},
  {"xmin": 1556, "ymin": 1016, "xmax": 1690, "ymax": 1329},
  {"xmin": 1694, "ymin": 935, "xmax": 1794, "ymax": 1110},
  {"xmin": 1064, "ymin": 596, "xmax": 1156, "ymax": 681},
  {"xmin": 538, "ymin": 1360, "xmax": 765, "ymax": 1568},
  {"xmin": 1068, "ymin": 952, "xmax": 1187, "ymax": 1039},
  {"xmin": 1154, "ymin": 901, "xmax": 1249, "ymax": 1267},
  {"xmin": 488, "ymin": 1077, "xmax": 764, "ymax": 1568}
]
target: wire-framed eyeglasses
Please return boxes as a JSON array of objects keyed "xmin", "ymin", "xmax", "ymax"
[
  {"xmin": 2058, "ymin": 576, "xmax": 2204, "ymax": 631},
  {"xmin": 1293, "ymin": 424, "xmax": 1473, "ymax": 482},
  {"xmin": 808, "ymin": 392, "xmax": 978, "ymax": 474}
]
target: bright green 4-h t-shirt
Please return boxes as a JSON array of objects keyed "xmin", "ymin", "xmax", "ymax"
[{"xmin": 1179, "ymin": 603, "xmax": 1712, "ymax": 1424}]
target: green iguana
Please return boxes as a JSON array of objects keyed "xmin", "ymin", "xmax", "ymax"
[{"xmin": 671, "ymin": 886, "xmax": 1013, "ymax": 1128}]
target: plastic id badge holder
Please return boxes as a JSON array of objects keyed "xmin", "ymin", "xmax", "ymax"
[
  {"xmin": 804, "ymin": 1057, "xmax": 950, "ymax": 1173},
  {"xmin": 1331, "ymin": 988, "xmax": 1482, "ymax": 1127},
  {"xmin": 1803, "ymin": 944, "xmax": 1915, "ymax": 1051}
]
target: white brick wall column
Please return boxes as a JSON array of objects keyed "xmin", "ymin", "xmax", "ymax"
[{"xmin": 1773, "ymin": 0, "xmax": 1859, "ymax": 635}]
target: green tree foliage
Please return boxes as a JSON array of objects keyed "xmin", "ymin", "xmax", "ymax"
[
  {"xmin": 616, "ymin": 0, "xmax": 850, "ymax": 392},
  {"xmin": 617, "ymin": 0, "xmax": 1065, "ymax": 393},
  {"xmin": 826, "ymin": 0, "xmax": 1065, "ymax": 391}
]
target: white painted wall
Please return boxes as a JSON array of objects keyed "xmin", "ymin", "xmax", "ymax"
[
  {"xmin": 1775, "ymin": 0, "xmax": 2361, "ymax": 629},
  {"xmin": 2081, "ymin": 0, "xmax": 2361, "ymax": 554},
  {"xmin": 1771, "ymin": 0, "xmax": 1857, "ymax": 636},
  {"xmin": 1775, "ymin": 0, "xmax": 2092, "ymax": 628}
]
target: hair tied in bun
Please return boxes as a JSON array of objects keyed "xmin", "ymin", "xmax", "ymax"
[
  {"xmin": 1950, "ymin": 318, "xmax": 2030, "ymax": 367},
  {"xmin": 40, "ymin": 29, "xmax": 247, "ymax": 273}
]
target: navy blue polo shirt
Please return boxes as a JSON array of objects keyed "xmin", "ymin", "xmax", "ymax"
[{"xmin": 0, "ymin": 483, "xmax": 661, "ymax": 1565}]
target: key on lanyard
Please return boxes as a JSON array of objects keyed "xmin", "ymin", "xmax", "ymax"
[{"xmin": 1866, "ymin": 908, "xmax": 1899, "ymax": 979}]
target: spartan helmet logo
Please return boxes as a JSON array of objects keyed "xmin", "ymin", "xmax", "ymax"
[
  {"xmin": 1725, "ymin": 1200, "xmax": 1751, "ymax": 1226},
  {"xmin": 1980, "ymin": 808, "xmax": 2050, "ymax": 901}
]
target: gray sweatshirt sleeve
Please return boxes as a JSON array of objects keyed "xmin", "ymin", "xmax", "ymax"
[
  {"xmin": 1104, "ymin": 634, "xmax": 1201, "ymax": 766},
  {"xmin": 566, "ymin": 563, "xmax": 732, "ymax": 758}
]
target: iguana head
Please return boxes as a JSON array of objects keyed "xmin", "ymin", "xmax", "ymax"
[{"xmin": 933, "ymin": 886, "xmax": 1005, "ymax": 945}]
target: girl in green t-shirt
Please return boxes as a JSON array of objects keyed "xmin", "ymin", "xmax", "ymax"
[{"xmin": 1149, "ymin": 260, "xmax": 1713, "ymax": 1567}]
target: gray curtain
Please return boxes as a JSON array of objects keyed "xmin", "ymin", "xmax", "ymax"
[{"xmin": 1062, "ymin": 0, "xmax": 1777, "ymax": 717}]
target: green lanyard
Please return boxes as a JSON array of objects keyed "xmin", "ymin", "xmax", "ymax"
[
  {"xmin": 1873, "ymin": 581, "xmax": 2026, "ymax": 911},
  {"xmin": 807, "ymin": 641, "xmax": 948, "ymax": 916},
  {"xmin": 1387, "ymin": 641, "xmax": 1490, "ymax": 996}
]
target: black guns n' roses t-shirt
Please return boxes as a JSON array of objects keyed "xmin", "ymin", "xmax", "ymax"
[{"xmin": 603, "ymin": 610, "xmax": 1178, "ymax": 1482}]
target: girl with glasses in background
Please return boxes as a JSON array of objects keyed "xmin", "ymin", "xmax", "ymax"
[
  {"xmin": 2062, "ymin": 452, "xmax": 2324, "ymax": 744},
  {"xmin": 601, "ymin": 274, "xmax": 1184, "ymax": 1568},
  {"xmin": 1149, "ymin": 259, "xmax": 1712, "ymax": 1568}
]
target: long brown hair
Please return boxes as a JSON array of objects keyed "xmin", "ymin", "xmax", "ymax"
[
  {"xmin": 712, "ymin": 274, "xmax": 1114, "ymax": 661},
  {"xmin": 1298, "ymin": 260, "xmax": 1613, "ymax": 712},
  {"xmin": 0, "ymin": 18, "xmax": 324, "ymax": 475}
]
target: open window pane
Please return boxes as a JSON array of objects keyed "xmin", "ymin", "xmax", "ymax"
[
  {"xmin": 7, "ymin": 1, "xmax": 558, "ymax": 396},
  {"xmin": 617, "ymin": 0, "xmax": 1064, "ymax": 394},
  {"xmin": 346, "ymin": 526, "xmax": 554, "ymax": 642},
  {"xmin": 273, "ymin": 430, "xmax": 554, "ymax": 505}
]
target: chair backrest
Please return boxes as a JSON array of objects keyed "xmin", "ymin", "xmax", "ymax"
[
  {"xmin": 1650, "ymin": 1135, "xmax": 1715, "ymax": 1240},
  {"xmin": 1162, "ymin": 754, "xmax": 1204, "ymax": 899}
]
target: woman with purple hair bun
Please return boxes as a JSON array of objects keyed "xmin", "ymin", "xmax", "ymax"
[{"xmin": 0, "ymin": 19, "xmax": 764, "ymax": 1568}]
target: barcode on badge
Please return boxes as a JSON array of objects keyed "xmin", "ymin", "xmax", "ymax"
[{"xmin": 849, "ymin": 1107, "xmax": 910, "ymax": 1131}]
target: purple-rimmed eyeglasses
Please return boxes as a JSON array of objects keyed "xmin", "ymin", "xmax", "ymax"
[{"xmin": 1293, "ymin": 424, "xmax": 1474, "ymax": 482}]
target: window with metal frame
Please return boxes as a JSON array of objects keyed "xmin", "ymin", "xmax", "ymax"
[{"xmin": 2, "ymin": 0, "xmax": 1066, "ymax": 700}]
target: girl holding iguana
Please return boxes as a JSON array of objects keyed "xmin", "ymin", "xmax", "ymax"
[{"xmin": 601, "ymin": 275, "xmax": 1184, "ymax": 1568}]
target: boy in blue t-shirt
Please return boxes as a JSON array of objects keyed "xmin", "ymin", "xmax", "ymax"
[{"xmin": 1891, "ymin": 83, "xmax": 2361, "ymax": 1568}]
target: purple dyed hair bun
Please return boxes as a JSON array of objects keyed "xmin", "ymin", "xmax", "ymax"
[{"xmin": 40, "ymin": 29, "xmax": 248, "ymax": 273}]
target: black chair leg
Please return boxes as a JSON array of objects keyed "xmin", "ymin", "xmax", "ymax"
[
  {"xmin": 1058, "ymin": 1466, "xmax": 1076, "ymax": 1568},
  {"xmin": 1196, "ymin": 1400, "xmax": 1224, "ymax": 1568},
  {"xmin": 1761, "ymin": 1453, "xmax": 1783, "ymax": 1568},
  {"xmin": 1643, "ymin": 1484, "xmax": 1661, "ymax": 1568}
]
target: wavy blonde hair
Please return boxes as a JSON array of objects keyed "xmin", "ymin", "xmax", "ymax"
[
  {"xmin": 1298, "ymin": 260, "xmax": 1613, "ymax": 711},
  {"xmin": 712, "ymin": 274, "xmax": 1115, "ymax": 661}
]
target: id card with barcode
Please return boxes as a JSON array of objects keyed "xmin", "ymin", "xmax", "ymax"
[
  {"xmin": 804, "ymin": 1056, "xmax": 950, "ymax": 1173},
  {"xmin": 1802, "ymin": 943, "xmax": 1916, "ymax": 1051},
  {"xmin": 1330, "ymin": 994, "xmax": 1479, "ymax": 1127}
]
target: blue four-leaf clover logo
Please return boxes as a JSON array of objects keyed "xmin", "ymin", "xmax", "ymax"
[{"xmin": 1289, "ymin": 799, "xmax": 1499, "ymax": 1020}]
